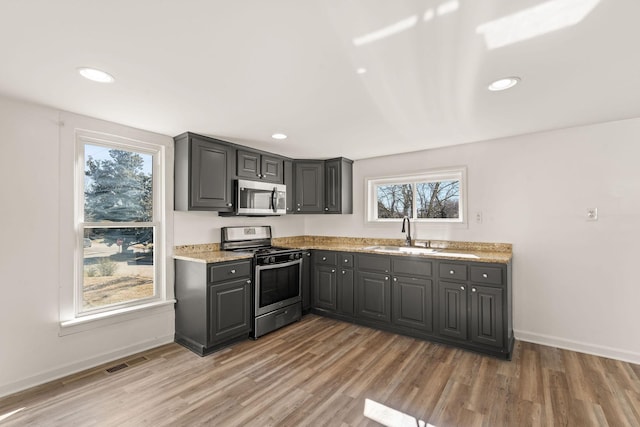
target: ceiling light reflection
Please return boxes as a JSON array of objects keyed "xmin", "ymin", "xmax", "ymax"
[
  {"xmin": 423, "ymin": 9, "xmax": 435, "ymax": 22},
  {"xmin": 77, "ymin": 67, "xmax": 115, "ymax": 83},
  {"xmin": 488, "ymin": 77, "xmax": 520, "ymax": 91},
  {"xmin": 271, "ymin": 133, "xmax": 287, "ymax": 140},
  {"xmin": 476, "ymin": 0, "xmax": 600, "ymax": 49},
  {"xmin": 352, "ymin": 15, "xmax": 418, "ymax": 47},
  {"xmin": 356, "ymin": 68, "xmax": 367, "ymax": 74}
]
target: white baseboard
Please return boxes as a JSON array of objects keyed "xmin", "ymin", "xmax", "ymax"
[
  {"xmin": 0, "ymin": 334, "xmax": 174, "ymax": 399},
  {"xmin": 515, "ymin": 329, "xmax": 640, "ymax": 365}
]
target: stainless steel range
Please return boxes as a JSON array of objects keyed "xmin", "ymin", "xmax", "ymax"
[{"xmin": 221, "ymin": 226, "xmax": 302, "ymax": 338}]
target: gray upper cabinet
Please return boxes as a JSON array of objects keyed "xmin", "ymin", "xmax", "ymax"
[
  {"xmin": 237, "ymin": 149, "xmax": 283, "ymax": 183},
  {"xmin": 174, "ymin": 133, "xmax": 235, "ymax": 211},
  {"xmin": 284, "ymin": 160, "xmax": 295, "ymax": 214},
  {"xmin": 324, "ymin": 158, "xmax": 353, "ymax": 214},
  {"xmin": 294, "ymin": 161, "xmax": 325, "ymax": 213}
]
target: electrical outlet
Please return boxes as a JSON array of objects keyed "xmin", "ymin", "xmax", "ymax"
[
  {"xmin": 586, "ymin": 208, "xmax": 598, "ymax": 221},
  {"xmin": 475, "ymin": 211, "xmax": 483, "ymax": 224}
]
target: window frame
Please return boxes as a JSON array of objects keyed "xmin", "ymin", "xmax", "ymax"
[
  {"xmin": 74, "ymin": 131, "xmax": 165, "ymax": 318},
  {"xmin": 366, "ymin": 167, "xmax": 467, "ymax": 224}
]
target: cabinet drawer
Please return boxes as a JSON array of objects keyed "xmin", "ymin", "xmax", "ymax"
[
  {"xmin": 470, "ymin": 266, "xmax": 503, "ymax": 285},
  {"xmin": 340, "ymin": 253, "xmax": 354, "ymax": 268},
  {"xmin": 392, "ymin": 258, "xmax": 432, "ymax": 277},
  {"xmin": 209, "ymin": 261, "xmax": 251, "ymax": 283},
  {"xmin": 358, "ymin": 254, "xmax": 391, "ymax": 273},
  {"xmin": 439, "ymin": 263, "xmax": 467, "ymax": 281},
  {"xmin": 315, "ymin": 251, "xmax": 337, "ymax": 266}
]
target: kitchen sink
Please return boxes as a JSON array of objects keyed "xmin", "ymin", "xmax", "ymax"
[{"xmin": 363, "ymin": 245, "xmax": 441, "ymax": 255}]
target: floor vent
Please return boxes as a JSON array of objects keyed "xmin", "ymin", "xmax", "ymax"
[{"xmin": 105, "ymin": 363, "xmax": 129, "ymax": 373}]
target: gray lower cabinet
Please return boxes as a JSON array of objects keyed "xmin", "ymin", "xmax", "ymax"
[
  {"xmin": 174, "ymin": 132, "xmax": 235, "ymax": 211},
  {"xmin": 175, "ymin": 259, "xmax": 252, "ymax": 356},
  {"xmin": 311, "ymin": 251, "xmax": 513, "ymax": 359},
  {"xmin": 437, "ymin": 262, "xmax": 506, "ymax": 350},
  {"xmin": 312, "ymin": 251, "xmax": 354, "ymax": 316}
]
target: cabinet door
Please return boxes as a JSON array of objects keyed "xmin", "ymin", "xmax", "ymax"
[
  {"xmin": 438, "ymin": 281, "xmax": 468, "ymax": 340},
  {"xmin": 208, "ymin": 278, "xmax": 251, "ymax": 345},
  {"xmin": 338, "ymin": 269, "xmax": 354, "ymax": 316},
  {"xmin": 470, "ymin": 285, "xmax": 504, "ymax": 348},
  {"xmin": 357, "ymin": 272, "xmax": 391, "ymax": 322},
  {"xmin": 190, "ymin": 137, "xmax": 234, "ymax": 210},
  {"xmin": 294, "ymin": 161, "xmax": 324, "ymax": 213},
  {"xmin": 324, "ymin": 159, "xmax": 341, "ymax": 213},
  {"xmin": 284, "ymin": 160, "xmax": 295, "ymax": 214},
  {"xmin": 314, "ymin": 265, "xmax": 337, "ymax": 311},
  {"xmin": 392, "ymin": 277, "xmax": 433, "ymax": 332},
  {"xmin": 237, "ymin": 150, "xmax": 261, "ymax": 180},
  {"xmin": 261, "ymin": 154, "xmax": 283, "ymax": 183},
  {"xmin": 301, "ymin": 251, "xmax": 312, "ymax": 311}
]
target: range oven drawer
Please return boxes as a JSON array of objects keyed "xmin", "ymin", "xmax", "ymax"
[{"xmin": 253, "ymin": 302, "xmax": 301, "ymax": 338}]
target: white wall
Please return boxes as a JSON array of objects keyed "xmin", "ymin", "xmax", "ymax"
[
  {"xmin": 305, "ymin": 118, "xmax": 640, "ymax": 363},
  {"xmin": 0, "ymin": 95, "xmax": 175, "ymax": 397},
  {"xmin": 174, "ymin": 211, "xmax": 305, "ymax": 245}
]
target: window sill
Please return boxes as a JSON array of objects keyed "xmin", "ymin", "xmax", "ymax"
[{"xmin": 59, "ymin": 299, "xmax": 176, "ymax": 336}]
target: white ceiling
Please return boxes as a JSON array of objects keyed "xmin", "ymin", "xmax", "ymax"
[{"xmin": 1, "ymin": 0, "xmax": 638, "ymax": 160}]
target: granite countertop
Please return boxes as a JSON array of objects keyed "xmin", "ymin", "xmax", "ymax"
[
  {"xmin": 175, "ymin": 237, "xmax": 512, "ymax": 264},
  {"xmin": 174, "ymin": 244, "xmax": 254, "ymax": 264}
]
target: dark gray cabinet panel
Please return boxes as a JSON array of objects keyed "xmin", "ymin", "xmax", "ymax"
[
  {"xmin": 439, "ymin": 263, "xmax": 468, "ymax": 281},
  {"xmin": 175, "ymin": 258, "xmax": 252, "ymax": 356},
  {"xmin": 314, "ymin": 265, "xmax": 337, "ymax": 311},
  {"xmin": 324, "ymin": 158, "xmax": 353, "ymax": 214},
  {"xmin": 237, "ymin": 149, "xmax": 283, "ymax": 183},
  {"xmin": 208, "ymin": 278, "xmax": 251, "ymax": 345},
  {"xmin": 392, "ymin": 277, "xmax": 433, "ymax": 332},
  {"xmin": 294, "ymin": 161, "xmax": 324, "ymax": 213},
  {"xmin": 284, "ymin": 160, "xmax": 294, "ymax": 214},
  {"xmin": 174, "ymin": 133, "xmax": 235, "ymax": 211},
  {"xmin": 315, "ymin": 251, "xmax": 338, "ymax": 266},
  {"xmin": 338, "ymin": 268, "xmax": 355, "ymax": 315},
  {"xmin": 470, "ymin": 285, "xmax": 504, "ymax": 348},
  {"xmin": 357, "ymin": 254, "xmax": 391, "ymax": 273},
  {"xmin": 357, "ymin": 271, "xmax": 391, "ymax": 322},
  {"xmin": 438, "ymin": 281, "xmax": 468, "ymax": 340},
  {"xmin": 470, "ymin": 266, "xmax": 503, "ymax": 285},
  {"xmin": 392, "ymin": 258, "xmax": 432, "ymax": 277},
  {"xmin": 302, "ymin": 251, "xmax": 312, "ymax": 312}
]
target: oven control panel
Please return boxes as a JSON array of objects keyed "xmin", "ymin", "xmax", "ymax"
[{"xmin": 257, "ymin": 251, "xmax": 302, "ymax": 265}]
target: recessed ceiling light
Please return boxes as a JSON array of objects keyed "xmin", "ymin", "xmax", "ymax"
[
  {"xmin": 271, "ymin": 133, "xmax": 287, "ymax": 140},
  {"xmin": 77, "ymin": 67, "xmax": 115, "ymax": 83},
  {"xmin": 488, "ymin": 76, "xmax": 520, "ymax": 91},
  {"xmin": 356, "ymin": 68, "xmax": 367, "ymax": 74}
]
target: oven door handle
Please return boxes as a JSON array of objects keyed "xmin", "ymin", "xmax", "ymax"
[{"xmin": 256, "ymin": 258, "xmax": 302, "ymax": 271}]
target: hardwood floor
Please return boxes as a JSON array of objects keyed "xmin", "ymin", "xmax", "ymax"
[{"xmin": 1, "ymin": 315, "xmax": 639, "ymax": 426}]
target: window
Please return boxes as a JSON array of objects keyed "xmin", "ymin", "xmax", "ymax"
[
  {"xmin": 76, "ymin": 133, "xmax": 163, "ymax": 316},
  {"xmin": 367, "ymin": 167, "xmax": 466, "ymax": 223}
]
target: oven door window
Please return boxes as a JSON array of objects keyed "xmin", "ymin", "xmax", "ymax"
[{"xmin": 259, "ymin": 263, "xmax": 300, "ymax": 308}]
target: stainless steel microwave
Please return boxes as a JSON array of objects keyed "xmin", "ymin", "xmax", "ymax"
[{"xmin": 233, "ymin": 179, "xmax": 287, "ymax": 216}]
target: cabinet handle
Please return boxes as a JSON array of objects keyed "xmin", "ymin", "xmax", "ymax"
[
  {"xmin": 324, "ymin": 207, "xmax": 329, "ymax": 211},
  {"xmin": 342, "ymin": 270, "xmax": 346, "ymax": 275},
  {"xmin": 385, "ymin": 276, "xmax": 389, "ymax": 280},
  {"xmin": 230, "ymin": 269, "xmax": 236, "ymax": 274},
  {"xmin": 449, "ymin": 270, "xmax": 455, "ymax": 275},
  {"xmin": 472, "ymin": 287, "xmax": 477, "ymax": 292},
  {"xmin": 482, "ymin": 273, "xmax": 488, "ymax": 278},
  {"xmin": 306, "ymin": 253, "xmax": 311, "ymax": 257},
  {"xmin": 460, "ymin": 286, "xmax": 465, "ymax": 291},
  {"xmin": 331, "ymin": 269, "xmax": 335, "ymax": 273},
  {"xmin": 344, "ymin": 259, "xmax": 348, "ymax": 263},
  {"xmin": 246, "ymin": 279, "xmax": 251, "ymax": 284},
  {"xmin": 226, "ymin": 203, "xmax": 233, "ymax": 207},
  {"xmin": 393, "ymin": 277, "xmax": 397, "ymax": 282},
  {"xmin": 297, "ymin": 208, "xmax": 301, "ymax": 211},
  {"xmin": 322, "ymin": 257, "xmax": 327, "ymax": 261}
]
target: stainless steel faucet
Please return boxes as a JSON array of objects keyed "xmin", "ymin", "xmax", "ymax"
[{"xmin": 401, "ymin": 216, "xmax": 411, "ymax": 246}]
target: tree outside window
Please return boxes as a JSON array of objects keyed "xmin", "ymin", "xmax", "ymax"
[
  {"xmin": 80, "ymin": 144, "xmax": 157, "ymax": 313},
  {"xmin": 368, "ymin": 168, "xmax": 465, "ymax": 223}
]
